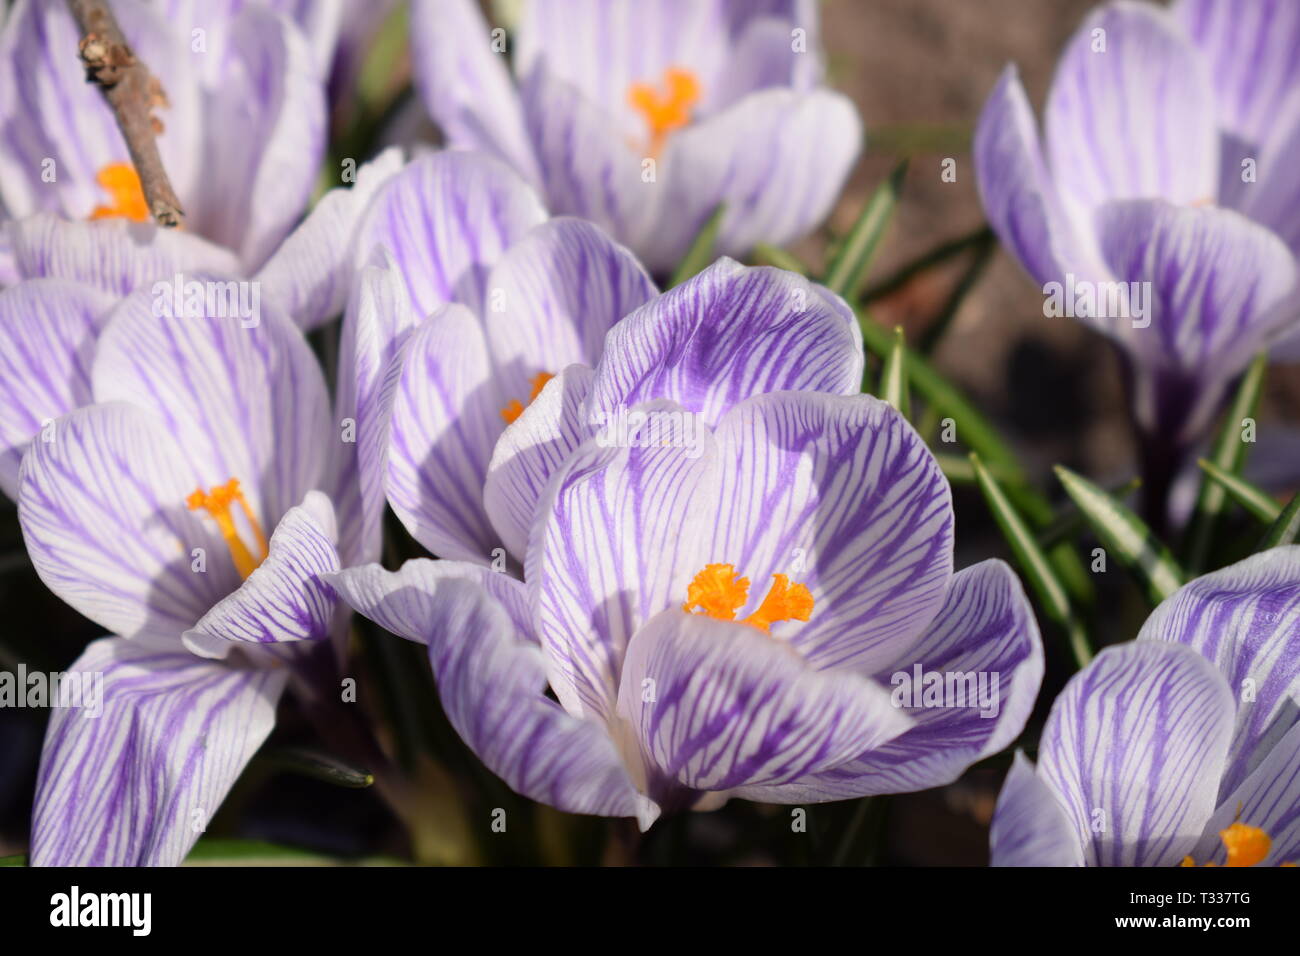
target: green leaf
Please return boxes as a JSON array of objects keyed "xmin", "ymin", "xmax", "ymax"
[
  {"xmin": 0, "ymin": 853, "xmax": 26, "ymax": 867},
  {"xmin": 1195, "ymin": 459, "xmax": 1281, "ymax": 524},
  {"xmin": 862, "ymin": 226, "xmax": 993, "ymax": 304},
  {"xmin": 918, "ymin": 230, "xmax": 996, "ymax": 354},
  {"xmin": 1182, "ymin": 353, "xmax": 1267, "ymax": 572},
  {"xmin": 1055, "ymin": 465, "xmax": 1184, "ymax": 605},
  {"xmin": 750, "ymin": 243, "xmax": 809, "ymax": 275},
  {"xmin": 183, "ymin": 839, "xmax": 405, "ymax": 867},
  {"xmin": 971, "ymin": 454, "xmax": 1091, "ymax": 668},
  {"xmin": 1035, "ymin": 477, "xmax": 1143, "ymax": 549},
  {"xmin": 668, "ymin": 204, "xmax": 726, "ymax": 288},
  {"xmin": 261, "ymin": 746, "xmax": 375, "ymax": 789},
  {"xmin": 1260, "ymin": 491, "xmax": 1300, "ymax": 551},
  {"xmin": 823, "ymin": 161, "xmax": 907, "ymax": 298},
  {"xmin": 878, "ymin": 326, "xmax": 910, "ymax": 418}
]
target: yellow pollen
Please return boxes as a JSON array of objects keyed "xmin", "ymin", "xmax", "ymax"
[
  {"xmin": 1179, "ymin": 822, "xmax": 1288, "ymax": 867},
  {"xmin": 89, "ymin": 162, "xmax": 149, "ymax": 222},
  {"xmin": 682, "ymin": 563, "xmax": 814, "ymax": 632},
  {"xmin": 628, "ymin": 66, "xmax": 701, "ymax": 155},
  {"xmin": 186, "ymin": 478, "xmax": 268, "ymax": 579},
  {"xmin": 500, "ymin": 371, "xmax": 555, "ymax": 424}
]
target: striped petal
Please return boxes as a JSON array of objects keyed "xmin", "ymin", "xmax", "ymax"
[
  {"xmin": 528, "ymin": 399, "xmax": 720, "ymax": 722},
  {"xmin": 482, "ymin": 217, "xmax": 656, "ymax": 404},
  {"xmin": 642, "ymin": 88, "xmax": 861, "ymax": 271},
  {"xmin": 1138, "ymin": 546, "xmax": 1300, "ymax": 800},
  {"xmin": 256, "ymin": 148, "xmax": 404, "ymax": 331},
  {"xmin": 1044, "ymin": 2, "xmax": 1217, "ymax": 212},
  {"xmin": 184, "ymin": 491, "xmax": 340, "ymax": 658},
  {"xmin": 408, "ymin": 0, "xmax": 541, "ymax": 185},
  {"xmin": 355, "ymin": 151, "xmax": 547, "ymax": 320},
  {"xmin": 7, "ymin": 215, "xmax": 242, "ymax": 297},
  {"xmin": 0, "ymin": 279, "xmax": 113, "ymax": 498},
  {"xmin": 18, "ymin": 403, "xmax": 238, "ymax": 643},
  {"xmin": 741, "ymin": 560, "xmax": 1041, "ymax": 801},
  {"xmin": 382, "ymin": 303, "xmax": 506, "ymax": 562},
  {"xmin": 331, "ymin": 560, "xmax": 645, "ymax": 819},
  {"xmin": 91, "ymin": 284, "xmax": 331, "ymax": 527},
  {"xmin": 989, "ymin": 752, "xmax": 1086, "ymax": 866},
  {"xmin": 189, "ymin": 4, "xmax": 327, "ymax": 268},
  {"xmin": 708, "ymin": 391, "xmax": 953, "ymax": 674},
  {"xmin": 1036, "ymin": 641, "xmax": 1235, "ymax": 867},
  {"xmin": 590, "ymin": 258, "xmax": 863, "ymax": 428},
  {"xmin": 30, "ymin": 637, "xmax": 284, "ymax": 866},
  {"xmin": 617, "ymin": 609, "xmax": 911, "ymax": 794},
  {"xmin": 1096, "ymin": 199, "xmax": 1296, "ymax": 441},
  {"xmin": 974, "ymin": 65, "xmax": 1101, "ymax": 291},
  {"xmin": 484, "ymin": 364, "xmax": 595, "ymax": 562}
]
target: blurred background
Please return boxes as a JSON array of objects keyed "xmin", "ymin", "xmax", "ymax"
[{"xmin": 3, "ymin": 0, "xmax": 1297, "ymax": 866}]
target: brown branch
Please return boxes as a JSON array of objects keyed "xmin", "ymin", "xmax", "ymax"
[{"xmin": 66, "ymin": 0, "xmax": 185, "ymax": 228}]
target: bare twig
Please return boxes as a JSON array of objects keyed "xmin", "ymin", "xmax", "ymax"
[{"xmin": 66, "ymin": 0, "xmax": 185, "ymax": 227}]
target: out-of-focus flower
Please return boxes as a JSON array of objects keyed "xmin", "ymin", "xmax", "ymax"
[
  {"xmin": 8, "ymin": 285, "xmax": 343, "ymax": 865},
  {"xmin": 974, "ymin": 0, "xmax": 1299, "ymax": 448},
  {"xmin": 991, "ymin": 547, "xmax": 1300, "ymax": 867},
  {"xmin": 333, "ymin": 387, "xmax": 1043, "ymax": 825},
  {"xmin": 409, "ymin": 0, "xmax": 862, "ymax": 273},
  {"xmin": 0, "ymin": 0, "xmax": 392, "ymax": 325}
]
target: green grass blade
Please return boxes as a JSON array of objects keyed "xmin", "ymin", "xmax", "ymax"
[
  {"xmin": 668, "ymin": 204, "xmax": 726, "ymax": 287},
  {"xmin": 1195, "ymin": 459, "xmax": 1281, "ymax": 524},
  {"xmin": 879, "ymin": 326, "xmax": 910, "ymax": 418},
  {"xmin": 823, "ymin": 161, "xmax": 907, "ymax": 298},
  {"xmin": 1260, "ymin": 492, "xmax": 1300, "ymax": 550}
]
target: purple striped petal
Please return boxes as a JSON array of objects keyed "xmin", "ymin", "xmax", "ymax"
[
  {"xmin": 92, "ymin": 284, "xmax": 331, "ymax": 527},
  {"xmin": 355, "ymin": 150, "xmax": 547, "ymax": 319},
  {"xmin": 18, "ymin": 402, "xmax": 239, "ymax": 642},
  {"xmin": 0, "ymin": 279, "xmax": 113, "ymax": 498},
  {"xmin": 7, "ymin": 215, "xmax": 241, "ymax": 296},
  {"xmin": 484, "ymin": 364, "xmax": 595, "ymax": 562},
  {"xmin": 740, "ymin": 560, "xmax": 1041, "ymax": 801},
  {"xmin": 1188, "ymin": 719, "xmax": 1300, "ymax": 866},
  {"xmin": 989, "ymin": 752, "xmax": 1086, "ymax": 866},
  {"xmin": 528, "ymin": 399, "xmax": 720, "ymax": 722},
  {"xmin": 1045, "ymin": 3, "xmax": 1217, "ymax": 212},
  {"xmin": 709, "ymin": 391, "xmax": 953, "ymax": 674},
  {"xmin": 256, "ymin": 148, "xmax": 403, "ymax": 330},
  {"xmin": 482, "ymin": 217, "xmax": 656, "ymax": 404},
  {"xmin": 616, "ymin": 609, "xmax": 911, "ymax": 794},
  {"xmin": 0, "ymin": 0, "xmax": 201, "ymax": 220},
  {"xmin": 1036, "ymin": 641, "xmax": 1234, "ymax": 867},
  {"xmin": 973, "ymin": 65, "xmax": 1101, "ymax": 291},
  {"xmin": 408, "ymin": 0, "xmax": 541, "ymax": 186},
  {"xmin": 590, "ymin": 258, "xmax": 863, "ymax": 427},
  {"xmin": 189, "ymin": 5, "xmax": 327, "ymax": 268},
  {"xmin": 1096, "ymin": 199, "xmax": 1296, "ymax": 442},
  {"xmin": 642, "ymin": 88, "xmax": 861, "ymax": 270},
  {"xmin": 330, "ymin": 254, "xmax": 418, "ymax": 567},
  {"xmin": 329, "ymin": 558, "xmax": 532, "ymax": 646},
  {"xmin": 30, "ymin": 636, "xmax": 284, "ymax": 866},
  {"xmin": 382, "ymin": 303, "xmax": 505, "ymax": 562},
  {"xmin": 1138, "ymin": 546, "xmax": 1300, "ymax": 800},
  {"xmin": 184, "ymin": 491, "xmax": 340, "ymax": 658},
  {"xmin": 713, "ymin": 14, "xmax": 823, "ymax": 105},
  {"xmin": 332, "ymin": 560, "xmax": 645, "ymax": 819}
]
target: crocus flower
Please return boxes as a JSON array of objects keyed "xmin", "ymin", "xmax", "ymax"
[
  {"xmin": 333, "ymin": 385, "xmax": 1044, "ymax": 825},
  {"xmin": 9, "ymin": 284, "xmax": 343, "ymax": 865},
  {"xmin": 991, "ymin": 547, "xmax": 1300, "ymax": 867},
  {"xmin": 974, "ymin": 0, "xmax": 1299, "ymax": 451},
  {"xmin": 0, "ymin": 0, "xmax": 365, "ymax": 313},
  {"xmin": 409, "ymin": 0, "xmax": 862, "ymax": 273}
]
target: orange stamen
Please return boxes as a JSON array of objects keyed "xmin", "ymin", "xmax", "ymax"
[
  {"xmin": 628, "ymin": 66, "xmax": 701, "ymax": 155},
  {"xmin": 1179, "ymin": 822, "xmax": 1288, "ymax": 867},
  {"xmin": 500, "ymin": 371, "xmax": 555, "ymax": 425},
  {"xmin": 89, "ymin": 162, "xmax": 149, "ymax": 222},
  {"xmin": 682, "ymin": 564, "xmax": 814, "ymax": 632},
  {"xmin": 186, "ymin": 478, "xmax": 268, "ymax": 579}
]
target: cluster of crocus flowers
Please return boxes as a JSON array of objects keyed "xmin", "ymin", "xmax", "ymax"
[
  {"xmin": 991, "ymin": 547, "xmax": 1300, "ymax": 867},
  {"xmin": 410, "ymin": 0, "xmax": 862, "ymax": 273},
  {"xmin": 331, "ymin": 214, "xmax": 1045, "ymax": 821},
  {"xmin": 974, "ymin": 0, "xmax": 1300, "ymax": 454}
]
